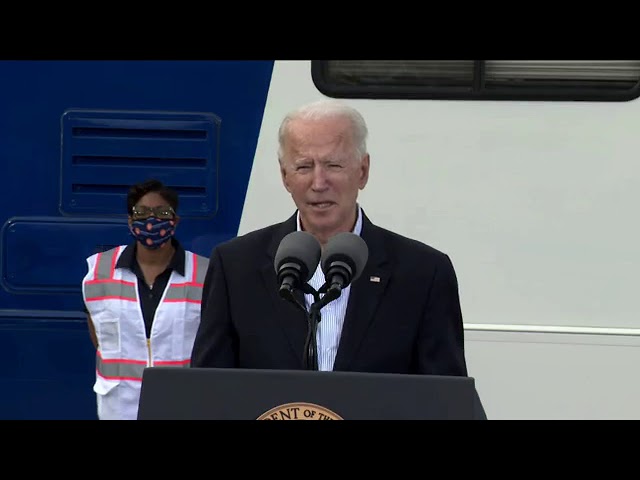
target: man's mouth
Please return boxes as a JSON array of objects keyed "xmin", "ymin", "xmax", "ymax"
[{"xmin": 308, "ymin": 202, "xmax": 334, "ymax": 209}]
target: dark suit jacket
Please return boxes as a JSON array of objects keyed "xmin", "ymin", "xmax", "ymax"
[{"xmin": 191, "ymin": 210, "xmax": 468, "ymax": 377}]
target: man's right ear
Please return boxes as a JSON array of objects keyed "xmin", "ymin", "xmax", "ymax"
[{"xmin": 280, "ymin": 165, "xmax": 292, "ymax": 193}]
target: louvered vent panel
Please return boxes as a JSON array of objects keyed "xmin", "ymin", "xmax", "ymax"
[{"xmin": 60, "ymin": 110, "xmax": 220, "ymax": 217}]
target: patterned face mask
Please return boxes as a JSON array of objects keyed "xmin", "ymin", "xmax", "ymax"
[{"xmin": 130, "ymin": 217, "xmax": 176, "ymax": 249}]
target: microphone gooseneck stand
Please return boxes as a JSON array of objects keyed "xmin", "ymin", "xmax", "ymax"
[
  {"xmin": 280, "ymin": 282, "xmax": 341, "ymax": 371},
  {"xmin": 303, "ymin": 285, "xmax": 341, "ymax": 371}
]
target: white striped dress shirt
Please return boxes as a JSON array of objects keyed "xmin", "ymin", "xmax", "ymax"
[{"xmin": 296, "ymin": 206, "xmax": 363, "ymax": 371}]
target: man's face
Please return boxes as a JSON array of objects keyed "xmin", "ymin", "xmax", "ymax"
[{"xmin": 280, "ymin": 116, "xmax": 369, "ymax": 243}]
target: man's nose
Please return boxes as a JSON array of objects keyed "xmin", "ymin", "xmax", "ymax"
[{"xmin": 311, "ymin": 165, "xmax": 329, "ymax": 190}]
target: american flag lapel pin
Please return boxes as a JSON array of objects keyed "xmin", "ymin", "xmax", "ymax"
[{"xmin": 370, "ymin": 275, "xmax": 381, "ymax": 283}]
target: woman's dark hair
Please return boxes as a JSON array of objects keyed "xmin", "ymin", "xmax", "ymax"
[{"xmin": 126, "ymin": 179, "xmax": 179, "ymax": 214}]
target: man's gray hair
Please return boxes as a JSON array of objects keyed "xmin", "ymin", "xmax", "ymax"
[{"xmin": 277, "ymin": 99, "xmax": 369, "ymax": 163}]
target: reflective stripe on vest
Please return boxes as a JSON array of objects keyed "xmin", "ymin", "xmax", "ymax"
[
  {"xmin": 96, "ymin": 352, "xmax": 189, "ymax": 381},
  {"xmin": 84, "ymin": 247, "xmax": 206, "ymax": 304},
  {"xmin": 164, "ymin": 253, "xmax": 207, "ymax": 302},
  {"xmin": 84, "ymin": 247, "xmax": 138, "ymax": 302}
]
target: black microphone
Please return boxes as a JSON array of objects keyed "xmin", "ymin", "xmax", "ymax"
[
  {"xmin": 320, "ymin": 232, "xmax": 368, "ymax": 299},
  {"xmin": 274, "ymin": 231, "xmax": 321, "ymax": 300}
]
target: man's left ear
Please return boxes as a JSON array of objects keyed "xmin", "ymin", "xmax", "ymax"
[
  {"xmin": 359, "ymin": 154, "xmax": 370, "ymax": 189},
  {"xmin": 173, "ymin": 215, "xmax": 181, "ymax": 227}
]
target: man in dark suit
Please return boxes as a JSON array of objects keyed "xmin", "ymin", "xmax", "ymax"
[{"xmin": 190, "ymin": 99, "xmax": 468, "ymax": 378}]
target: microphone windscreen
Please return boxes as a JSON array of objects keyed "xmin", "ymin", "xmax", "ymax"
[
  {"xmin": 274, "ymin": 231, "xmax": 322, "ymax": 282},
  {"xmin": 320, "ymin": 232, "xmax": 369, "ymax": 283}
]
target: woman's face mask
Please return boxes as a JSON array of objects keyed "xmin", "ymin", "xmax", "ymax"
[
  {"xmin": 130, "ymin": 217, "xmax": 176, "ymax": 249},
  {"xmin": 129, "ymin": 205, "xmax": 177, "ymax": 249}
]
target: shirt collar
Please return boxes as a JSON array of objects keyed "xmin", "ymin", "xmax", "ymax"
[{"xmin": 115, "ymin": 237, "xmax": 186, "ymax": 276}]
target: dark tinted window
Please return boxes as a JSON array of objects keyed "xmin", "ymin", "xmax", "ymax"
[{"xmin": 312, "ymin": 60, "xmax": 640, "ymax": 101}]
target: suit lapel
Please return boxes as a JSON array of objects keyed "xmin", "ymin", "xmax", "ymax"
[
  {"xmin": 333, "ymin": 214, "xmax": 390, "ymax": 371},
  {"xmin": 260, "ymin": 213, "xmax": 309, "ymax": 366}
]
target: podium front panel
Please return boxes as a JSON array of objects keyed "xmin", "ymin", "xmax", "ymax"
[{"xmin": 138, "ymin": 367, "xmax": 479, "ymax": 420}]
